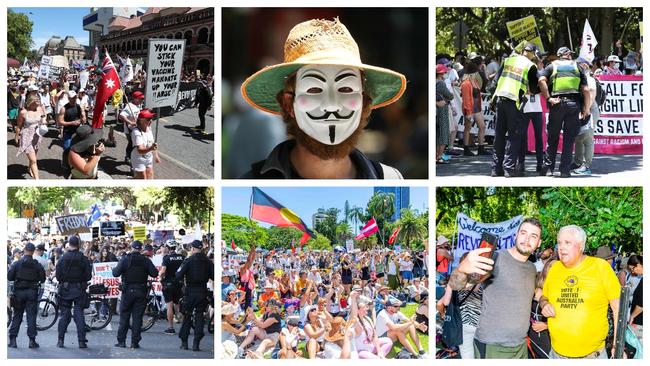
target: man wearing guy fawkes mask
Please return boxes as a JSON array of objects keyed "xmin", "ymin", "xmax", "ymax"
[{"xmin": 240, "ymin": 18, "xmax": 405, "ymax": 179}]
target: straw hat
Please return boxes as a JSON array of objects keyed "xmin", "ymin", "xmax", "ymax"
[
  {"xmin": 241, "ymin": 18, "xmax": 406, "ymax": 115},
  {"xmin": 325, "ymin": 316, "xmax": 347, "ymax": 342}
]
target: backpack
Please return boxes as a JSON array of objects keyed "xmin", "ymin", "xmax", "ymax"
[
  {"xmin": 395, "ymin": 348, "xmax": 418, "ymax": 359},
  {"xmin": 441, "ymin": 286, "xmax": 477, "ymax": 348},
  {"xmin": 595, "ymin": 78, "xmax": 607, "ymax": 106}
]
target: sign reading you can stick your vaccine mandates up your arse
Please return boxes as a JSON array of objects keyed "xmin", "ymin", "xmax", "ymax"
[{"xmin": 145, "ymin": 39, "xmax": 185, "ymax": 108}]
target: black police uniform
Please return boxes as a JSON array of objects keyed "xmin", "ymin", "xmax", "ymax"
[
  {"xmin": 112, "ymin": 251, "xmax": 158, "ymax": 347},
  {"xmin": 8, "ymin": 254, "xmax": 46, "ymax": 347},
  {"xmin": 176, "ymin": 251, "xmax": 214, "ymax": 350},
  {"xmin": 55, "ymin": 249, "xmax": 92, "ymax": 347},
  {"xmin": 539, "ymin": 60, "xmax": 589, "ymax": 175},
  {"xmin": 162, "ymin": 251, "xmax": 185, "ymax": 304}
]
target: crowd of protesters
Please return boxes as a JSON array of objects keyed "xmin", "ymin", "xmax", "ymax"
[
  {"xmin": 221, "ymin": 245, "xmax": 429, "ymax": 359},
  {"xmin": 436, "ymin": 39, "xmax": 642, "ymax": 176},
  {"xmin": 7, "ymin": 59, "xmax": 214, "ymax": 180},
  {"xmin": 435, "ymin": 222, "xmax": 643, "ymax": 359}
]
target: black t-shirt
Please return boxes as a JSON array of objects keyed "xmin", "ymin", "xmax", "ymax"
[
  {"xmin": 162, "ymin": 253, "xmax": 184, "ymax": 282},
  {"xmin": 631, "ymin": 278, "xmax": 643, "ymax": 325},
  {"xmin": 263, "ymin": 312, "xmax": 282, "ymax": 334},
  {"xmin": 62, "ymin": 103, "xmax": 82, "ymax": 135}
]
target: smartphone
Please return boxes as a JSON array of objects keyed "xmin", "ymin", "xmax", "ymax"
[{"xmin": 478, "ymin": 232, "xmax": 499, "ymax": 260}]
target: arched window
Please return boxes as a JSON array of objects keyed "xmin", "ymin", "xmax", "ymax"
[
  {"xmin": 209, "ymin": 27, "xmax": 214, "ymax": 44},
  {"xmin": 198, "ymin": 27, "xmax": 209, "ymax": 44},
  {"xmin": 184, "ymin": 30, "xmax": 193, "ymax": 45},
  {"xmin": 175, "ymin": 32, "xmax": 182, "ymax": 39}
]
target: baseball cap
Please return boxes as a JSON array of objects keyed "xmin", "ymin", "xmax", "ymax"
[
  {"xmin": 36, "ymin": 244, "xmax": 47, "ymax": 251},
  {"xmin": 68, "ymin": 90, "xmax": 77, "ymax": 98},
  {"xmin": 468, "ymin": 52, "xmax": 482, "ymax": 60},
  {"xmin": 138, "ymin": 109, "xmax": 156, "ymax": 119},
  {"xmin": 68, "ymin": 235, "xmax": 81, "ymax": 247},
  {"xmin": 191, "ymin": 240, "xmax": 203, "ymax": 249},
  {"xmin": 607, "ymin": 55, "xmax": 622, "ymax": 63},
  {"xmin": 436, "ymin": 64, "xmax": 451, "ymax": 74},
  {"xmin": 24, "ymin": 243, "xmax": 36, "ymax": 251},
  {"xmin": 386, "ymin": 298, "xmax": 401, "ymax": 308},
  {"xmin": 523, "ymin": 42, "xmax": 537, "ymax": 52},
  {"xmin": 131, "ymin": 240, "xmax": 143, "ymax": 250},
  {"xmin": 132, "ymin": 91, "xmax": 145, "ymax": 99}
]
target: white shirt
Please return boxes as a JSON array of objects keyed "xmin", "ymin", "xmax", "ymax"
[
  {"xmin": 387, "ymin": 261, "xmax": 397, "ymax": 275},
  {"xmin": 120, "ymin": 102, "xmax": 141, "ymax": 132},
  {"xmin": 130, "ymin": 127, "xmax": 155, "ymax": 168},
  {"xmin": 523, "ymin": 94, "xmax": 543, "ymax": 113},
  {"xmin": 375, "ymin": 309, "xmax": 408, "ymax": 336}
]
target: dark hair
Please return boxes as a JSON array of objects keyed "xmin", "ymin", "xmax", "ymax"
[
  {"xmin": 519, "ymin": 217, "xmax": 542, "ymax": 232},
  {"xmin": 628, "ymin": 255, "xmax": 643, "ymax": 267}
]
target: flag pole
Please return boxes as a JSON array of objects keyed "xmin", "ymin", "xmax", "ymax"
[{"xmin": 567, "ymin": 17, "xmax": 574, "ymax": 51}]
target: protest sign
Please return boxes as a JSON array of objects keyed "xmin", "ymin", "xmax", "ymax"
[
  {"xmin": 524, "ymin": 74, "xmax": 643, "ymax": 154},
  {"xmin": 151, "ymin": 255, "xmax": 163, "ymax": 296},
  {"xmin": 152, "ymin": 229, "xmax": 175, "ymax": 245},
  {"xmin": 100, "ymin": 221, "xmax": 126, "ymax": 236},
  {"xmin": 55, "ymin": 213, "xmax": 90, "ymax": 235},
  {"xmin": 91, "ymin": 262, "xmax": 121, "ymax": 298},
  {"xmin": 506, "ymin": 15, "xmax": 545, "ymax": 52},
  {"xmin": 132, "ymin": 225, "xmax": 147, "ymax": 241},
  {"xmin": 145, "ymin": 39, "xmax": 185, "ymax": 108},
  {"xmin": 457, "ymin": 94, "xmax": 496, "ymax": 135},
  {"xmin": 453, "ymin": 213, "xmax": 523, "ymax": 263}
]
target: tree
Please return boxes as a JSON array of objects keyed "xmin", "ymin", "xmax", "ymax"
[
  {"xmin": 335, "ymin": 222, "xmax": 353, "ymax": 244},
  {"xmin": 7, "ymin": 10, "xmax": 33, "ymax": 61},
  {"xmin": 221, "ymin": 214, "xmax": 267, "ymax": 251},
  {"xmin": 266, "ymin": 226, "xmax": 303, "ymax": 250},
  {"xmin": 303, "ymin": 233, "xmax": 332, "ymax": 251},
  {"xmin": 314, "ymin": 207, "xmax": 340, "ymax": 245},
  {"xmin": 348, "ymin": 206, "xmax": 364, "ymax": 234},
  {"xmin": 134, "ymin": 187, "xmax": 165, "ymax": 222},
  {"xmin": 396, "ymin": 207, "xmax": 428, "ymax": 249},
  {"xmin": 366, "ymin": 192, "xmax": 395, "ymax": 246},
  {"xmin": 162, "ymin": 187, "xmax": 214, "ymax": 227}
]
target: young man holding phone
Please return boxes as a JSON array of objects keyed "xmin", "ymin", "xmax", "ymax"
[{"xmin": 447, "ymin": 217, "xmax": 542, "ymax": 359}]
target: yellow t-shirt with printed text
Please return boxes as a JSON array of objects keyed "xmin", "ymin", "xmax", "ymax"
[{"xmin": 542, "ymin": 256, "xmax": 620, "ymax": 357}]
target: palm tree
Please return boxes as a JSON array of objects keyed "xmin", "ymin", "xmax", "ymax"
[
  {"xmin": 348, "ymin": 206, "xmax": 364, "ymax": 234},
  {"xmin": 335, "ymin": 222, "xmax": 353, "ymax": 246},
  {"xmin": 367, "ymin": 192, "xmax": 395, "ymax": 246},
  {"xmin": 397, "ymin": 207, "xmax": 427, "ymax": 248}
]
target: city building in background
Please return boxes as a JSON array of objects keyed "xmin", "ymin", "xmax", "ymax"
[
  {"xmin": 374, "ymin": 187, "xmax": 410, "ymax": 222},
  {"xmin": 83, "ymin": 7, "xmax": 146, "ymax": 47}
]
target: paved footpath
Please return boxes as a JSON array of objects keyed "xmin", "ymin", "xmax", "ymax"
[
  {"xmin": 7, "ymin": 105, "xmax": 214, "ymax": 180},
  {"xmin": 8, "ymin": 316, "xmax": 213, "ymax": 359},
  {"xmin": 436, "ymin": 147, "xmax": 642, "ymax": 179}
]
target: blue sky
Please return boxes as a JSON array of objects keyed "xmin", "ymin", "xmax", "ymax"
[
  {"xmin": 11, "ymin": 8, "xmax": 91, "ymax": 51},
  {"xmin": 222, "ymin": 187, "xmax": 428, "ymax": 227}
]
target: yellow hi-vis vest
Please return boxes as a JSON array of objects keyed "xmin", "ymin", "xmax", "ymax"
[
  {"xmin": 494, "ymin": 54, "xmax": 534, "ymax": 107},
  {"xmin": 550, "ymin": 60, "xmax": 581, "ymax": 96}
]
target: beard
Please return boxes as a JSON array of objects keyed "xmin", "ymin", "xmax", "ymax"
[
  {"xmin": 515, "ymin": 241, "xmax": 534, "ymax": 257},
  {"xmin": 286, "ymin": 118, "xmax": 365, "ymax": 160}
]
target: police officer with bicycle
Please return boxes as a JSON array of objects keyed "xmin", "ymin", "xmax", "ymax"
[
  {"xmin": 8, "ymin": 243, "xmax": 46, "ymax": 349},
  {"xmin": 160, "ymin": 240, "xmax": 185, "ymax": 335},
  {"xmin": 112, "ymin": 240, "xmax": 158, "ymax": 349},
  {"xmin": 176, "ymin": 240, "xmax": 214, "ymax": 351},
  {"xmin": 55, "ymin": 235, "xmax": 92, "ymax": 349}
]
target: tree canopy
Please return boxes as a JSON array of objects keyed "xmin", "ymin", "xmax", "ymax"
[
  {"xmin": 436, "ymin": 7, "xmax": 643, "ymax": 58},
  {"xmin": 436, "ymin": 187, "xmax": 642, "ymax": 253},
  {"xmin": 7, "ymin": 10, "xmax": 33, "ymax": 61}
]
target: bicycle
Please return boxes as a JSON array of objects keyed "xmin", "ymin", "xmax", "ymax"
[
  {"xmin": 85, "ymin": 283, "xmax": 113, "ymax": 330},
  {"xmin": 36, "ymin": 278, "xmax": 59, "ymax": 331},
  {"xmin": 141, "ymin": 281, "xmax": 167, "ymax": 332}
]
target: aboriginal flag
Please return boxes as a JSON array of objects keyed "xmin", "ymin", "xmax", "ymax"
[{"xmin": 250, "ymin": 187, "xmax": 316, "ymax": 244}]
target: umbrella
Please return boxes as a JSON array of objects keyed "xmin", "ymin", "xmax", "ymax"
[{"xmin": 8, "ymin": 57, "xmax": 20, "ymax": 68}]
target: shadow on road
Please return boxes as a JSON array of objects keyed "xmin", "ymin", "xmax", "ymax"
[{"xmin": 163, "ymin": 124, "xmax": 214, "ymax": 143}]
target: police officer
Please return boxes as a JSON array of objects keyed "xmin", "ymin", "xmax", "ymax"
[
  {"xmin": 176, "ymin": 240, "xmax": 214, "ymax": 351},
  {"xmin": 539, "ymin": 46, "xmax": 591, "ymax": 177},
  {"xmin": 491, "ymin": 41, "xmax": 540, "ymax": 177},
  {"xmin": 8, "ymin": 243, "xmax": 46, "ymax": 348},
  {"xmin": 112, "ymin": 240, "xmax": 158, "ymax": 349},
  {"xmin": 55, "ymin": 235, "xmax": 92, "ymax": 348},
  {"xmin": 159, "ymin": 241, "xmax": 185, "ymax": 335}
]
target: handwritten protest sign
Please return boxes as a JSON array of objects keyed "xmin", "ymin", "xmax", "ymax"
[
  {"xmin": 55, "ymin": 214, "xmax": 90, "ymax": 235},
  {"xmin": 145, "ymin": 39, "xmax": 185, "ymax": 108},
  {"xmin": 454, "ymin": 212, "xmax": 523, "ymax": 254},
  {"xmin": 506, "ymin": 15, "xmax": 545, "ymax": 52},
  {"xmin": 91, "ymin": 262, "xmax": 121, "ymax": 298}
]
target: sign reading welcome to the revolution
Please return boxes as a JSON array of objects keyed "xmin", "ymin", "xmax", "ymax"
[
  {"xmin": 454, "ymin": 212, "xmax": 523, "ymax": 255},
  {"xmin": 55, "ymin": 214, "xmax": 90, "ymax": 235},
  {"xmin": 145, "ymin": 39, "xmax": 185, "ymax": 108}
]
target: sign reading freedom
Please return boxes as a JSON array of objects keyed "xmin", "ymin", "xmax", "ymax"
[{"xmin": 55, "ymin": 214, "xmax": 90, "ymax": 235}]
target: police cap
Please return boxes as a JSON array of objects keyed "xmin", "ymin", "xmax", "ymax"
[
  {"xmin": 556, "ymin": 47, "xmax": 574, "ymax": 57},
  {"xmin": 24, "ymin": 243, "xmax": 36, "ymax": 252},
  {"xmin": 131, "ymin": 240, "xmax": 143, "ymax": 250},
  {"xmin": 191, "ymin": 240, "xmax": 203, "ymax": 249},
  {"xmin": 68, "ymin": 235, "xmax": 80, "ymax": 247}
]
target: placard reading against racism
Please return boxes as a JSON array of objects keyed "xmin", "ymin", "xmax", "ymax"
[
  {"xmin": 506, "ymin": 15, "xmax": 545, "ymax": 52},
  {"xmin": 145, "ymin": 39, "xmax": 185, "ymax": 108},
  {"xmin": 454, "ymin": 213, "xmax": 523, "ymax": 252},
  {"xmin": 55, "ymin": 214, "xmax": 90, "ymax": 235},
  {"xmin": 92, "ymin": 262, "xmax": 121, "ymax": 298}
]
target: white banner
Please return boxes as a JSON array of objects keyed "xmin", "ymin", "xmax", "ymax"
[
  {"xmin": 579, "ymin": 19, "xmax": 598, "ymax": 63},
  {"xmin": 145, "ymin": 39, "xmax": 185, "ymax": 108},
  {"xmin": 91, "ymin": 262, "xmax": 121, "ymax": 298},
  {"xmin": 79, "ymin": 70, "xmax": 89, "ymax": 90},
  {"xmin": 454, "ymin": 212, "xmax": 523, "ymax": 253}
]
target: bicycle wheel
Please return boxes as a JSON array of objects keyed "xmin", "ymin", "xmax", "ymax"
[
  {"xmin": 85, "ymin": 297, "xmax": 112, "ymax": 330},
  {"xmin": 36, "ymin": 299, "xmax": 58, "ymax": 331},
  {"xmin": 140, "ymin": 301, "xmax": 157, "ymax": 332}
]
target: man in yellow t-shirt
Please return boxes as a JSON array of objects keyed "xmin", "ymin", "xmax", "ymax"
[{"xmin": 540, "ymin": 225, "xmax": 621, "ymax": 358}]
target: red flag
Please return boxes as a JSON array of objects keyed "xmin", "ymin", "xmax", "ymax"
[
  {"xmin": 92, "ymin": 51, "xmax": 121, "ymax": 128},
  {"xmin": 231, "ymin": 239, "xmax": 236, "ymax": 250},
  {"xmin": 299, "ymin": 232, "xmax": 311, "ymax": 245},
  {"xmin": 354, "ymin": 218, "xmax": 379, "ymax": 240},
  {"xmin": 388, "ymin": 227, "xmax": 401, "ymax": 245},
  {"xmin": 291, "ymin": 240, "xmax": 296, "ymax": 254}
]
